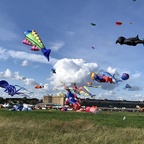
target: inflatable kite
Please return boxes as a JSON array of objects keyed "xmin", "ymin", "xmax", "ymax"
[
  {"xmin": 90, "ymin": 71, "xmax": 129, "ymax": 84},
  {"xmin": 22, "ymin": 39, "xmax": 40, "ymax": 51},
  {"xmin": 86, "ymin": 106, "xmax": 99, "ymax": 114},
  {"xmin": 121, "ymin": 73, "xmax": 129, "ymax": 80},
  {"xmin": 23, "ymin": 30, "xmax": 51, "ymax": 61},
  {"xmin": 0, "ymin": 80, "xmax": 32, "ymax": 97},
  {"xmin": 64, "ymin": 86, "xmax": 81, "ymax": 110},
  {"xmin": 90, "ymin": 72, "xmax": 119, "ymax": 84},
  {"xmin": 116, "ymin": 35, "xmax": 144, "ymax": 46},
  {"xmin": 35, "ymin": 85, "xmax": 44, "ymax": 89}
]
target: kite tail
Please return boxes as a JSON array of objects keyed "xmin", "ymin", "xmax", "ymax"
[
  {"xmin": 113, "ymin": 74, "xmax": 122, "ymax": 84},
  {"xmin": 41, "ymin": 47, "xmax": 51, "ymax": 61},
  {"xmin": 82, "ymin": 86, "xmax": 95, "ymax": 98}
]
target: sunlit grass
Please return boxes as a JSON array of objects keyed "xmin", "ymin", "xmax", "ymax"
[{"xmin": 0, "ymin": 109, "xmax": 144, "ymax": 144}]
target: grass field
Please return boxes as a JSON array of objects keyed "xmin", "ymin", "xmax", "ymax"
[{"xmin": 0, "ymin": 109, "xmax": 144, "ymax": 144}]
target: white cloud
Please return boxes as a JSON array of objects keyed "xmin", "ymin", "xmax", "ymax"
[
  {"xmin": 21, "ymin": 60, "xmax": 29, "ymax": 66},
  {"xmin": 49, "ymin": 41, "xmax": 65, "ymax": 51},
  {"xmin": 0, "ymin": 69, "xmax": 39, "ymax": 87},
  {"xmin": 0, "ymin": 47, "xmax": 58, "ymax": 64},
  {"xmin": 0, "ymin": 48, "xmax": 8, "ymax": 59},
  {"xmin": 131, "ymin": 72, "xmax": 142, "ymax": 79},
  {"xmin": 66, "ymin": 31, "xmax": 75, "ymax": 36},
  {"xmin": 0, "ymin": 69, "xmax": 19, "ymax": 80},
  {"xmin": 4, "ymin": 69, "xmax": 12, "ymax": 78},
  {"xmin": 23, "ymin": 78, "xmax": 39, "ymax": 86},
  {"xmin": 0, "ymin": 69, "xmax": 13, "ymax": 78},
  {"xmin": 48, "ymin": 58, "xmax": 99, "ymax": 88},
  {"xmin": 107, "ymin": 67, "xmax": 119, "ymax": 75},
  {"xmin": 127, "ymin": 86, "xmax": 142, "ymax": 91}
]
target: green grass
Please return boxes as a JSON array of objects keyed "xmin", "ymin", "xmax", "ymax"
[{"xmin": 0, "ymin": 109, "xmax": 144, "ymax": 144}]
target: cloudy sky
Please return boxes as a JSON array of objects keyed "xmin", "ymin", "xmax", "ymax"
[{"xmin": 0, "ymin": 0, "xmax": 144, "ymax": 100}]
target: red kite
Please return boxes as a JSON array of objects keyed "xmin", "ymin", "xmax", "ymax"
[{"xmin": 116, "ymin": 22, "xmax": 122, "ymax": 26}]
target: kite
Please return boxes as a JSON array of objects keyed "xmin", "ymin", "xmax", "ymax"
[
  {"xmin": 22, "ymin": 39, "xmax": 40, "ymax": 51},
  {"xmin": 136, "ymin": 105, "xmax": 142, "ymax": 111},
  {"xmin": 116, "ymin": 35, "xmax": 144, "ymax": 46},
  {"xmin": 52, "ymin": 69, "xmax": 56, "ymax": 74},
  {"xmin": 116, "ymin": 21, "xmax": 133, "ymax": 26},
  {"xmin": 30, "ymin": 46, "xmax": 41, "ymax": 51},
  {"xmin": 90, "ymin": 71, "xmax": 129, "ymax": 84},
  {"xmin": 79, "ymin": 86, "xmax": 95, "ymax": 98},
  {"xmin": 91, "ymin": 23, "xmax": 96, "ymax": 26},
  {"xmin": 125, "ymin": 84, "xmax": 132, "ymax": 89},
  {"xmin": 19, "ymin": 76, "xmax": 26, "ymax": 80},
  {"xmin": 0, "ymin": 80, "xmax": 32, "ymax": 97},
  {"xmin": 71, "ymin": 83, "xmax": 81, "ymax": 95},
  {"xmin": 35, "ymin": 85, "xmax": 44, "ymax": 89},
  {"xmin": 23, "ymin": 30, "xmax": 51, "ymax": 61},
  {"xmin": 61, "ymin": 82, "xmax": 65, "ymax": 85},
  {"xmin": 116, "ymin": 21, "xmax": 122, "ymax": 26},
  {"xmin": 91, "ymin": 46, "xmax": 95, "ymax": 49},
  {"xmin": 64, "ymin": 86, "xmax": 81, "ymax": 110},
  {"xmin": 86, "ymin": 82, "xmax": 101, "ymax": 88},
  {"xmin": 121, "ymin": 73, "xmax": 129, "ymax": 80},
  {"xmin": 71, "ymin": 83, "xmax": 95, "ymax": 98},
  {"xmin": 90, "ymin": 72, "xmax": 120, "ymax": 84}
]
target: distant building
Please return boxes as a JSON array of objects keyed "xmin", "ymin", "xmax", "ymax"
[{"xmin": 43, "ymin": 95, "xmax": 65, "ymax": 106}]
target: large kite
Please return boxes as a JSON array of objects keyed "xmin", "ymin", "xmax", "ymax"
[
  {"xmin": 116, "ymin": 35, "xmax": 144, "ymax": 46},
  {"xmin": 23, "ymin": 30, "xmax": 51, "ymax": 61},
  {"xmin": 71, "ymin": 83, "xmax": 95, "ymax": 98},
  {"xmin": 0, "ymin": 80, "xmax": 32, "ymax": 97},
  {"xmin": 64, "ymin": 86, "xmax": 81, "ymax": 110},
  {"xmin": 90, "ymin": 71, "xmax": 129, "ymax": 84}
]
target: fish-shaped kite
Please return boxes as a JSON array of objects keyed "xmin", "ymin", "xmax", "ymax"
[{"xmin": 23, "ymin": 30, "xmax": 51, "ymax": 61}]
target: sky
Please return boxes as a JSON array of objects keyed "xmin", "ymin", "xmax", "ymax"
[{"xmin": 0, "ymin": 0, "xmax": 144, "ymax": 101}]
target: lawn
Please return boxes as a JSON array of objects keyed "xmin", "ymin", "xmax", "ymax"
[{"xmin": 0, "ymin": 109, "xmax": 144, "ymax": 144}]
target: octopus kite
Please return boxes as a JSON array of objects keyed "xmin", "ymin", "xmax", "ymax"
[{"xmin": 0, "ymin": 80, "xmax": 32, "ymax": 97}]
